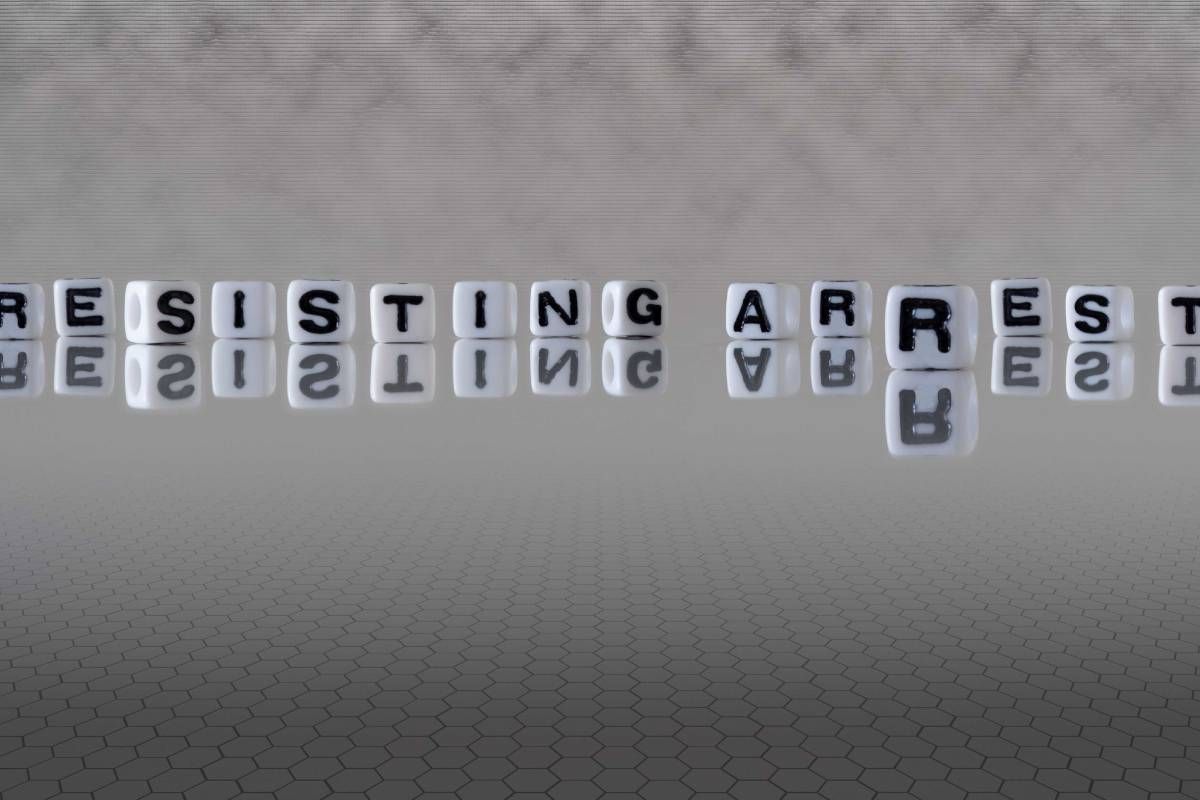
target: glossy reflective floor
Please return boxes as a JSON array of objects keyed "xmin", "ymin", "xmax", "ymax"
[{"xmin": 3, "ymin": 305, "xmax": 1200, "ymax": 800}]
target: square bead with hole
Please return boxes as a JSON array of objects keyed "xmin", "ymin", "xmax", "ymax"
[
  {"xmin": 884, "ymin": 285, "xmax": 978, "ymax": 370},
  {"xmin": 124, "ymin": 281, "xmax": 202, "ymax": 344},
  {"xmin": 0, "ymin": 283, "xmax": 46, "ymax": 340},
  {"xmin": 1065, "ymin": 285, "xmax": 1134, "ymax": 342},
  {"xmin": 54, "ymin": 278, "xmax": 115, "ymax": 337}
]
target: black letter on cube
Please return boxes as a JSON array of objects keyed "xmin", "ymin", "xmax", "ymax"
[
  {"xmin": 299, "ymin": 290, "xmax": 341, "ymax": 336},
  {"xmin": 733, "ymin": 291, "xmax": 770, "ymax": 334},
  {"xmin": 1002, "ymin": 287, "xmax": 1040, "ymax": 328},
  {"xmin": 538, "ymin": 290, "xmax": 579, "ymax": 328},
  {"xmin": 819, "ymin": 289, "xmax": 855, "ymax": 327},
  {"xmin": 899, "ymin": 298, "xmax": 952, "ymax": 353},
  {"xmin": 157, "ymin": 290, "xmax": 196, "ymax": 335},
  {"xmin": 0, "ymin": 292, "xmax": 29, "ymax": 330}
]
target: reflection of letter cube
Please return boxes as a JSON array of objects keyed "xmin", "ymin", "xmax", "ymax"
[
  {"xmin": 452, "ymin": 282, "xmax": 517, "ymax": 339},
  {"xmin": 0, "ymin": 341, "xmax": 45, "ymax": 398},
  {"xmin": 1066, "ymin": 343, "xmax": 1134, "ymax": 401},
  {"xmin": 371, "ymin": 283, "xmax": 435, "ymax": 343},
  {"xmin": 54, "ymin": 278, "xmax": 115, "ymax": 337},
  {"xmin": 125, "ymin": 281, "xmax": 202, "ymax": 344},
  {"xmin": 885, "ymin": 370, "xmax": 978, "ymax": 458},
  {"xmin": 0, "ymin": 283, "xmax": 46, "ymax": 340},
  {"xmin": 1065, "ymin": 285, "xmax": 1134, "ymax": 342},
  {"xmin": 211, "ymin": 339, "xmax": 276, "ymax": 399},
  {"xmin": 1157, "ymin": 286, "xmax": 1200, "ymax": 345},
  {"xmin": 287, "ymin": 344, "xmax": 356, "ymax": 409},
  {"xmin": 371, "ymin": 343, "xmax": 435, "ymax": 404},
  {"xmin": 990, "ymin": 277, "xmax": 1052, "ymax": 336},
  {"xmin": 55, "ymin": 337, "xmax": 114, "ymax": 397},
  {"xmin": 602, "ymin": 281, "xmax": 666, "ymax": 337},
  {"xmin": 125, "ymin": 344, "xmax": 202, "ymax": 410},
  {"xmin": 529, "ymin": 280, "xmax": 590, "ymax": 337},
  {"xmin": 211, "ymin": 281, "xmax": 276, "ymax": 339},
  {"xmin": 810, "ymin": 338, "xmax": 872, "ymax": 396},
  {"xmin": 726, "ymin": 341, "xmax": 802, "ymax": 398},
  {"xmin": 453, "ymin": 339, "xmax": 517, "ymax": 398},
  {"xmin": 602, "ymin": 338, "xmax": 667, "ymax": 396},
  {"xmin": 810, "ymin": 280, "xmax": 872, "ymax": 337},
  {"xmin": 725, "ymin": 283, "xmax": 801, "ymax": 339},
  {"xmin": 884, "ymin": 285, "xmax": 978, "ymax": 370},
  {"xmin": 530, "ymin": 339, "xmax": 591, "ymax": 396},
  {"xmin": 1159, "ymin": 346, "xmax": 1200, "ymax": 406},
  {"xmin": 990, "ymin": 337, "xmax": 1052, "ymax": 397},
  {"xmin": 287, "ymin": 280, "xmax": 356, "ymax": 343}
]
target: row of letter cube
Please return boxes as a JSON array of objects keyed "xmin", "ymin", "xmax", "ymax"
[
  {"xmin": 726, "ymin": 281, "xmax": 1200, "ymax": 350},
  {"xmin": 0, "ymin": 280, "xmax": 667, "ymax": 342},
  {"xmin": 10, "ymin": 278, "xmax": 1200, "ymax": 349}
]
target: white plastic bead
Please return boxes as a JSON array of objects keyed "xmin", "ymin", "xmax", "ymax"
[
  {"xmin": 124, "ymin": 281, "xmax": 202, "ymax": 344},
  {"xmin": 54, "ymin": 278, "xmax": 115, "ymax": 337},
  {"xmin": 601, "ymin": 281, "xmax": 666, "ymax": 337},
  {"xmin": 0, "ymin": 283, "xmax": 46, "ymax": 340},
  {"xmin": 453, "ymin": 281, "xmax": 517, "ymax": 339},
  {"xmin": 884, "ymin": 285, "xmax": 978, "ymax": 370},
  {"xmin": 1065, "ymin": 285, "xmax": 1134, "ymax": 342},
  {"xmin": 810, "ymin": 280, "xmax": 872, "ymax": 337},
  {"xmin": 370, "ymin": 283, "xmax": 435, "ymax": 343},
  {"xmin": 286, "ymin": 280, "xmax": 356, "ymax": 343},
  {"xmin": 211, "ymin": 281, "xmax": 276, "ymax": 339},
  {"xmin": 725, "ymin": 283, "xmax": 802, "ymax": 339},
  {"xmin": 529, "ymin": 280, "xmax": 591, "ymax": 337}
]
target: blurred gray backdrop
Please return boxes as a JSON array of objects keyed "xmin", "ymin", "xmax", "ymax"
[{"xmin": 3, "ymin": 2, "xmax": 1200, "ymax": 291}]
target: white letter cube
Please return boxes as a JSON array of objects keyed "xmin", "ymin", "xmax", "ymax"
[
  {"xmin": 884, "ymin": 285, "xmax": 978, "ymax": 370},
  {"xmin": 286, "ymin": 280, "xmax": 356, "ymax": 343},
  {"xmin": 529, "ymin": 280, "xmax": 591, "ymax": 337},
  {"xmin": 0, "ymin": 283, "xmax": 45, "ymax": 340},
  {"xmin": 990, "ymin": 277, "xmax": 1052, "ymax": 336},
  {"xmin": 54, "ymin": 278, "xmax": 114, "ymax": 336},
  {"xmin": 1157, "ymin": 286, "xmax": 1200, "ymax": 345},
  {"xmin": 453, "ymin": 281, "xmax": 517, "ymax": 338},
  {"xmin": 725, "ymin": 283, "xmax": 801, "ymax": 339},
  {"xmin": 1066, "ymin": 285, "xmax": 1134, "ymax": 342},
  {"xmin": 211, "ymin": 281, "xmax": 276, "ymax": 339},
  {"xmin": 124, "ymin": 280, "xmax": 202, "ymax": 344},
  {"xmin": 602, "ymin": 280, "xmax": 666, "ymax": 337},
  {"xmin": 370, "ymin": 283, "xmax": 435, "ymax": 343},
  {"xmin": 810, "ymin": 280, "xmax": 872, "ymax": 337}
]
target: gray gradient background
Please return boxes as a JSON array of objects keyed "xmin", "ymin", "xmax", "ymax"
[{"xmin": 4, "ymin": 4, "xmax": 1200, "ymax": 800}]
